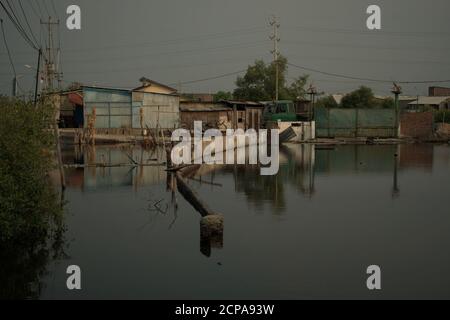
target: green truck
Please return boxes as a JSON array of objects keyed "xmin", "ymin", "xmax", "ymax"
[{"xmin": 262, "ymin": 100, "xmax": 298, "ymax": 123}]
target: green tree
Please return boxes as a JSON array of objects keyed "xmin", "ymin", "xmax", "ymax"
[
  {"xmin": 287, "ymin": 75, "xmax": 309, "ymax": 100},
  {"xmin": 214, "ymin": 90, "xmax": 233, "ymax": 102},
  {"xmin": 315, "ymin": 95, "xmax": 339, "ymax": 109},
  {"xmin": 378, "ymin": 97, "xmax": 395, "ymax": 109},
  {"xmin": 341, "ymin": 86, "xmax": 378, "ymax": 109},
  {"xmin": 234, "ymin": 60, "xmax": 270, "ymax": 101},
  {"xmin": 233, "ymin": 56, "xmax": 308, "ymax": 101}
]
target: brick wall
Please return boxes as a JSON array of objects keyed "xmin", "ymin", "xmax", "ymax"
[
  {"xmin": 400, "ymin": 112, "xmax": 434, "ymax": 138},
  {"xmin": 429, "ymin": 86, "xmax": 450, "ymax": 97}
]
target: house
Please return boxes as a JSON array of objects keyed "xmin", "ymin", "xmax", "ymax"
[
  {"xmin": 222, "ymin": 100, "xmax": 264, "ymax": 130},
  {"xmin": 54, "ymin": 89, "xmax": 84, "ymax": 128},
  {"xmin": 134, "ymin": 77, "xmax": 178, "ymax": 95},
  {"xmin": 407, "ymin": 96, "xmax": 450, "ymax": 111},
  {"xmin": 179, "ymin": 100, "xmax": 264, "ymax": 131},
  {"xmin": 180, "ymin": 101, "xmax": 233, "ymax": 130},
  {"xmin": 374, "ymin": 95, "xmax": 418, "ymax": 109},
  {"xmin": 82, "ymin": 82, "xmax": 180, "ymax": 132},
  {"xmin": 429, "ymin": 86, "xmax": 450, "ymax": 97},
  {"xmin": 132, "ymin": 89, "xmax": 180, "ymax": 130}
]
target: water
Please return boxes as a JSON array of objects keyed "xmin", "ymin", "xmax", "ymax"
[{"xmin": 35, "ymin": 143, "xmax": 450, "ymax": 299}]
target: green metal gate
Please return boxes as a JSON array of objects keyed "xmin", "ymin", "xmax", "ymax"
[{"xmin": 315, "ymin": 107, "xmax": 397, "ymax": 138}]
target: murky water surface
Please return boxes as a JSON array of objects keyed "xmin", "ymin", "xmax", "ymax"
[{"xmin": 34, "ymin": 143, "xmax": 450, "ymax": 299}]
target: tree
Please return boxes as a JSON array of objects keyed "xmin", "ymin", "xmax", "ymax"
[
  {"xmin": 287, "ymin": 75, "xmax": 309, "ymax": 100},
  {"xmin": 233, "ymin": 56, "xmax": 308, "ymax": 101},
  {"xmin": 315, "ymin": 95, "xmax": 339, "ymax": 109},
  {"xmin": 234, "ymin": 60, "xmax": 270, "ymax": 101},
  {"xmin": 378, "ymin": 97, "xmax": 395, "ymax": 109},
  {"xmin": 341, "ymin": 86, "xmax": 378, "ymax": 109},
  {"xmin": 214, "ymin": 91, "xmax": 233, "ymax": 102}
]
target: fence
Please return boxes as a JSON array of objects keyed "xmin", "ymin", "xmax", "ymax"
[{"xmin": 315, "ymin": 107, "xmax": 397, "ymax": 138}]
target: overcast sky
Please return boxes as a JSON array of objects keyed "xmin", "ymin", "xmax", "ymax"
[{"xmin": 1, "ymin": 0, "xmax": 449, "ymax": 97}]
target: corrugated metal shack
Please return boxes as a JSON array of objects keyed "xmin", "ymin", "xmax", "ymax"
[
  {"xmin": 179, "ymin": 100, "xmax": 264, "ymax": 131},
  {"xmin": 82, "ymin": 84, "xmax": 179, "ymax": 132},
  {"xmin": 180, "ymin": 102, "xmax": 232, "ymax": 130},
  {"xmin": 83, "ymin": 86, "xmax": 132, "ymax": 131},
  {"xmin": 132, "ymin": 90, "xmax": 180, "ymax": 130},
  {"xmin": 222, "ymin": 100, "xmax": 264, "ymax": 130}
]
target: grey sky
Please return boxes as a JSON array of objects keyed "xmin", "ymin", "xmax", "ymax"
[{"xmin": 1, "ymin": 0, "xmax": 449, "ymax": 97}]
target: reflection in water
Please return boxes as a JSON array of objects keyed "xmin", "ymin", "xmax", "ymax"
[
  {"xmin": 31, "ymin": 143, "xmax": 450, "ymax": 299},
  {"xmin": 0, "ymin": 199, "xmax": 66, "ymax": 300}
]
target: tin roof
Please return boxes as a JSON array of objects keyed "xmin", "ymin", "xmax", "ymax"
[
  {"xmin": 408, "ymin": 96, "xmax": 450, "ymax": 105},
  {"xmin": 180, "ymin": 102, "xmax": 230, "ymax": 112},
  {"xmin": 222, "ymin": 100, "xmax": 264, "ymax": 107}
]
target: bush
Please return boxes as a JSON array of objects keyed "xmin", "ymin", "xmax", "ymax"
[{"xmin": 0, "ymin": 96, "xmax": 62, "ymax": 246}]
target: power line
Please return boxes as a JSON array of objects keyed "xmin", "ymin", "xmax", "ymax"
[
  {"xmin": 287, "ymin": 62, "xmax": 450, "ymax": 84},
  {"xmin": 0, "ymin": 0, "xmax": 39, "ymax": 49},
  {"xmin": 18, "ymin": 0, "xmax": 40, "ymax": 46},
  {"xmin": 34, "ymin": 0, "xmax": 44, "ymax": 18},
  {"xmin": 168, "ymin": 69, "xmax": 246, "ymax": 86},
  {"xmin": 27, "ymin": 0, "xmax": 41, "ymax": 20},
  {"xmin": 0, "ymin": 18, "xmax": 16, "ymax": 77}
]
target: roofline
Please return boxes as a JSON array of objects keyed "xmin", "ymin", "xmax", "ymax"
[
  {"xmin": 135, "ymin": 78, "xmax": 178, "ymax": 92},
  {"xmin": 132, "ymin": 89, "xmax": 179, "ymax": 97},
  {"xmin": 82, "ymin": 85, "xmax": 132, "ymax": 93}
]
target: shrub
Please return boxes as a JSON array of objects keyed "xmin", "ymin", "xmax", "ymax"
[{"xmin": 0, "ymin": 96, "xmax": 62, "ymax": 246}]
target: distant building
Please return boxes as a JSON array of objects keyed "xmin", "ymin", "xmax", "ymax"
[
  {"xmin": 82, "ymin": 83, "xmax": 179, "ymax": 131},
  {"xmin": 180, "ymin": 102, "xmax": 232, "ymax": 130},
  {"xmin": 179, "ymin": 100, "xmax": 264, "ymax": 131},
  {"xmin": 222, "ymin": 100, "xmax": 264, "ymax": 130},
  {"xmin": 54, "ymin": 89, "xmax": 84, "ymax": 128},
  {"xmin": 429, "ymin": 86, "xmax": 450, "ymax": 97},
  {"xmin": 407, "ymin": 96, "xmax": 450, "ymax": 111}
]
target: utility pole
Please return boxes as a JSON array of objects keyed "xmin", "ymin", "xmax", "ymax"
[
  {"xmin": 392, "ymin": 83, "xmax": 402, "ymax": 138},
  {"xmin": 269, "ymin": 15, "xmax": 280, "ymax": 102},
  {"xmin": 41, "ymin": 17, "xmax": 62, "ymax": 92},
  {"xmin": 12, "ymin": 77, "xmax": 17, "ymax": 97},
  {"xmin": 34, "ymin": 49, "xmax": 42, "ymax": 107}
]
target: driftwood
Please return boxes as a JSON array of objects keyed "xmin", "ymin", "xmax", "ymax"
[{"xmin": 175, "ymin": 171, "xmax": 214, "ymax": 217}]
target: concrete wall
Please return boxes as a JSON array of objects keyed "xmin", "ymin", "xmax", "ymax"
[{"xmin": 400, "ymin": 112, "xmax": 434, "ymax": 139}]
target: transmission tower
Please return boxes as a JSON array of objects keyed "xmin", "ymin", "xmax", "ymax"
[{"xmin": 41, "ymin": 17, "xmax": 63, "ymax": 91}]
